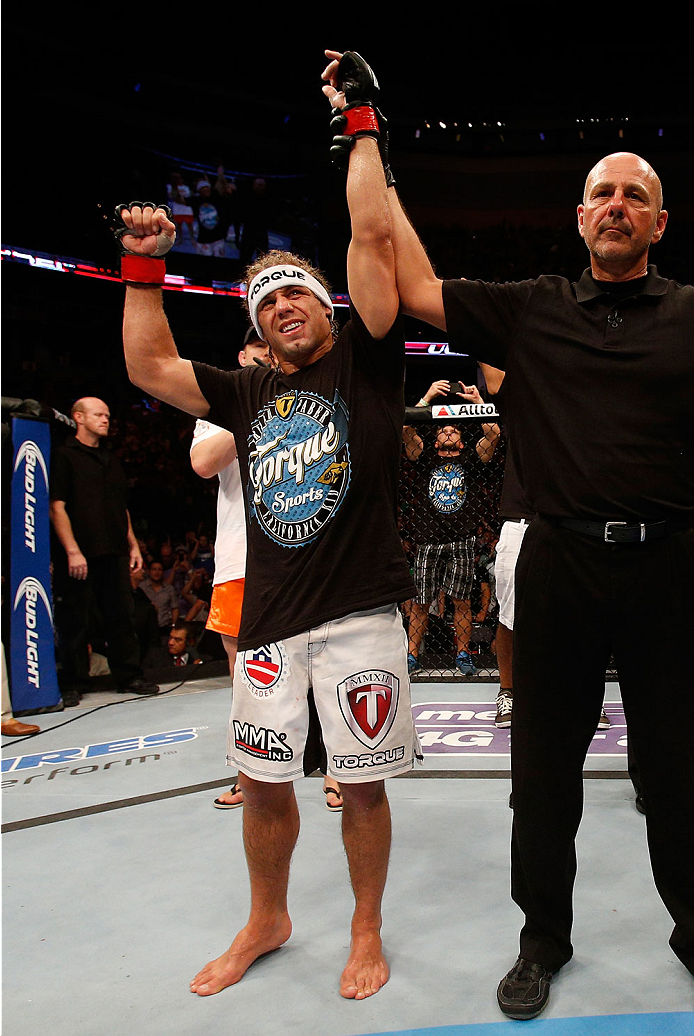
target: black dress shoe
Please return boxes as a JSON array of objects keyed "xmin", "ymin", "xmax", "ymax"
[
  {"xmin": 635, "ymin": 793, "xmax": 646, "ymax": 815},
  {"xmin": 118, "ymin": 678, "xmax": 160, "ymax": 696},
  {"xmin": 61, "ymin": 689, "xmax": 82, "ymax": 707},
  {"xmin": 497, "ymin": 957, "xmax": 553, "ymax": 1020}
]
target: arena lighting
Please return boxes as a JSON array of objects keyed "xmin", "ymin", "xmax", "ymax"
[{"xmin": 1, "ymin": 246, "xmax": 469, "ymax": 358}]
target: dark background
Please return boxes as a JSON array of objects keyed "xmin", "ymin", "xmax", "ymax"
[{"xmin": 4, "ymin": 16, "xmax": 693, "ymax": 412}]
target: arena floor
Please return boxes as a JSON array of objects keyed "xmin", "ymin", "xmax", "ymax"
[{"xmin": 2, "ymin": 673, "xmax": 692, "ymax": 1035}]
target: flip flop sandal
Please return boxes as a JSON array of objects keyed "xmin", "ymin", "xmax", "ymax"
[
  {"xmin": 324, "ymin": 786, "xmax": 343, "ymax": 812},
  {"xmin": 213, "ymin": 782, "xmax": 244, "ymax": 809}
]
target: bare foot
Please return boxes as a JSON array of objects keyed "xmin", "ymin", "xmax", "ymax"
[
  {"xmin": 340, "ymin": 930, "xmax": 389, "ymax": 1000},
  {"xmin": 190, "ymin": 917, "xmax": 292, "ymax": 996}
]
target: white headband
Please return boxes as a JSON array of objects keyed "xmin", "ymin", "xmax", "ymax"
[{"xmin": 247, "ymin": 264, "xmax": 334, "ymax": 338}]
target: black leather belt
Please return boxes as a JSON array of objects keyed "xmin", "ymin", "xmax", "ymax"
[{"xmin": 555, "ymin": 517, "xmax": 691, "ymax": 544}]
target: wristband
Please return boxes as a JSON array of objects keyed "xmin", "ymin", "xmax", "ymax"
[
  {"xmin": 121, "ymin": 254, "xmax": 166, "ymax": 285},
  {"xmin": 417, "ymin": 398, "xmax": 429, "ymax": 407},
  {"xmin": 342, "ymin": 105, "xmax": 380, "ymax": 138}
]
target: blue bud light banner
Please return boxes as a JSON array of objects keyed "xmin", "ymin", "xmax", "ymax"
[{"xmin": 9, "ymin": 417, "xmax": 61, "ymax": 711}]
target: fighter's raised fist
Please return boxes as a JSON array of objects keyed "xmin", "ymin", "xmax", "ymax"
[
  {"xmin": 113, "ymin": 201, "xmax": 176, "ymax": 257},
  {"xmin": 321, "ymin": 50, "xmax": 380, "ymax": 110}
]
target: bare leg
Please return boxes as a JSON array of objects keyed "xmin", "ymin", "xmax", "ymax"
[
  {"xmin": 452, "ymin": 597, "xmax": 472, "ymax": 653},
  {"xmin": 191, "ymin": 775, "xmax": 297, "ymax": 995},
  {"xmin": 339, "ymin": 780, "xmax": 391, "ymax": 1000},
  {"xmin": 407, "ymin": 601, "xmax": 429, "ymax": 659},
  {"xmin": 215, "ymin": 633, "xmax": 244, "ymax": 808}
]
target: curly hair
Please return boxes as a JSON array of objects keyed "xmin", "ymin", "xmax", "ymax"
[{"xmin": 242, "ymin": 250, "xmax": 333, "ymax": 320}]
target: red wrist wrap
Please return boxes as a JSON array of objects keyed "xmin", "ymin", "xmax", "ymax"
[
  {"xmin": 343, "ymin": 106, "xmax": 380, "ymax": 137},
  {"xmin": 121, "ymin": 254, "xmax": 166, "ymax": 284}
]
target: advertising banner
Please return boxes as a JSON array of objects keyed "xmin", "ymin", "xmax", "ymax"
[{"xmin": 9, "ymin": 417, "xmax": 61, "ymax": 711}]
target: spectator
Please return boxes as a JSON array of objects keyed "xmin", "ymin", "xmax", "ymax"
[
  {"xmin": 238, "ymin": 177, "xmax": 270, "ymax": 267},
  {"xmin": 213, "ymin": 165, "xmax": 240, "ymax": 248},
  {"xmin": 141, "ymin": 559, "xmax": 179, "ymax": 635},
  {"xmin": 130, "ymin": 566, "xmax": 164, "ymax": 668},
  {"xmin": 167, "ymin": 621, "xmax": 202, "ymax": 666},
  {"xmin": 191, "ymin": 178, "xmax": 230, "ymax": 257},
  {"xmin": 194, "ymin": 533, "xmax": 215, "ymax": 578},
  {"xmin": 182, "ymin": 566, "xmax": 213, "ymax": 624},
  {"xmin": 403, "ymin": 380, "xmax": 500, "ymax": 676},
  {"xmin": 166, "ymin": 170, "xmax": 196, "ymax": 249}
]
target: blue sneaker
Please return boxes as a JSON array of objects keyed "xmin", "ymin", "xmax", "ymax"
[
  {"xmin": 455, "ymin": 650, "xmax": 477, "ymax": 676},
  {"xmin": 407, "ymin": 652, "xmax": 421, "ymax": 675}
]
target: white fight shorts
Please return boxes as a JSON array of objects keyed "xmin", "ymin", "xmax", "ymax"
[{"xmin": 227, "ymin": 605, "xmax": 421, "ymax": 783}]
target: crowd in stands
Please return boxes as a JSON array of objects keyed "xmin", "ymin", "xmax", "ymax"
[{"xmin": 166, "ymin": 165, "xmax": 294, "ymax": 264}]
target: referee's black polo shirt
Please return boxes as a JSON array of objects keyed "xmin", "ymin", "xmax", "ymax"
[
  {"xmin": 443, "ymin": 266, "xmax": 694, "ymax": 523},
  {"xmin": 50, "ymin": 437, "xmax": 130, "ymax": 557}
]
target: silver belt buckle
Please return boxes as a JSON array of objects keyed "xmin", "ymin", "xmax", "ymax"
[{"xmin": 604, "ymin": 521, "xmax": 627, "ymax": 542}]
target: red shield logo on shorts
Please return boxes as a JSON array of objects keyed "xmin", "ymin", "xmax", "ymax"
[
  {"xmin": 337, "ymin": 670, "xmax": 399, "ymax": 749},
  {"xmin": 241, "ymin": 643, "xmax": 286, "ymax": 694}
]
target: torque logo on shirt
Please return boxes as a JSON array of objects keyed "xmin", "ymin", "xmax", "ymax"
[
  {"xmin": 337, "ymin": 670, "xmax": 399, "ymax": 749},
  {"xmin": 240, "ymin": 642, "xmax": 287, "ymax": 697},
  {"xmin": 247, "ymin": 389, "xmax": 351, "ymax": 548},
  {"xmin": 233, "ymin": 721, "xmax": 294, "ymax": 762},
  {"xmin": 428, "ymin": 463, "xmax": 467, "ymax": 513},
  {"xmin": 275, "ymin": 393, "xmax": 296, "ymax": 420}
]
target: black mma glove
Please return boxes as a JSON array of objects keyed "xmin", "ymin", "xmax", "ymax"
[
  {"xmin": 113, "ymin": 201, "xmax": 175, "ymax": 284},
  {"xmin": 329, "ymin": 51, "xmax": 395, "ymax": 187}
]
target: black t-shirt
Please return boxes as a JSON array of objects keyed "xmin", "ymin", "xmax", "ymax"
[
  {"xmin": 443, "ymin": 266, "xmax": 694, "ymax": 522},
  {"xmin": 414, "ymin": 442, "xmax": 481, "ymax": 542},
  {"xmin": 192, "ymin": 307, "xmax": 415, "ymax": 650},
  {"xmin": 494, "ymin": 382, "xmax": 535, "ymax": 521},
  {"xmin": 50, "ymin": 438, "xmax": 129, "ymax": 557},
  {"xmin": 191, "ymin": 194, "xmax": 229, "ymax": 244}
]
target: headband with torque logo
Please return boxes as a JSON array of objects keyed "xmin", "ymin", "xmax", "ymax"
[{"xmin": 248, "ymin": 265, "xmax": 334, "ymax": 338}]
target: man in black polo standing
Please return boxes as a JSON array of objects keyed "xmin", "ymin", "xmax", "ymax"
[
  {"xmin": 50, "ymin": 397, "xmax": 159, "ymax": 704},
  {"xmin": 383, "ymin": 145, "xmax": 694, "ymax": 1016}
]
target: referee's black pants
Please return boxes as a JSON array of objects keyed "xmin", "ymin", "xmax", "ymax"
[{"xmin": 511, "ymin": 517, "xmax": 694, "ymax": 975}]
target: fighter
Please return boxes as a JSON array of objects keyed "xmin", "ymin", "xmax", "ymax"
[
  {"xmin": 116, "ymin": 50, "xmax": 419, "ymax": 1001},
  {"xmin": 191, "ymin": 328, "xmax": 343, "ymax": 813}
]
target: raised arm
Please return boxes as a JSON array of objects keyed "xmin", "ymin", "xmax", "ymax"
[
  {"xmin": 477, "ymin": 422, "xmax": 501, "ymax": 463},
  {"xmin": 322, "ymin": 51, "xmax": 445, "ymax": 332},
  {"xmin": 386, "ymin": 187, "xmax": 446, "ymax": 330},
  {"xmin": 479, "ymin": 362, "xmax": 505, "ymax": 396},
  {"xmin": 345, "ymin": 138, "xmax": 398, "ymax": 338},
  {"xmin": 322, "ymin": 51, "xmax": 397, "ymax": 339},
  {"xmin": 118, "ymin": 203, "xmax": 210, "ymax": 416},
  {"xmin": 452, "ymin": 382, "xmax": 501, "ymax": 463},
  {"xmin": 402, "ymin": 424, "xmax": 424, "ymax": 462}
]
